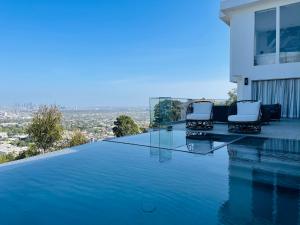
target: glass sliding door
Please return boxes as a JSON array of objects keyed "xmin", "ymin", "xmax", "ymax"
[
  {"xmin": 280, "ymin": 2, "xmax": 300, "ymax": 63},
  {"xmin": 252, "ymin": 79, "xmax": 300, "ymax": 118},
  {"xmin": 254, "ymin": 9, "xmax": 277, "ymax": 66}
]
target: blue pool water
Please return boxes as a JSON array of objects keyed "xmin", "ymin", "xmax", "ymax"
[{"xmin": 0, "ymin": 132, "xmax": 300, "ymax": 225}]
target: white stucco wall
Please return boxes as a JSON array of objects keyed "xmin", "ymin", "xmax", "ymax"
[{"xmin": 224, "ymin": 0, "xmax": 300, "ymax": 99}]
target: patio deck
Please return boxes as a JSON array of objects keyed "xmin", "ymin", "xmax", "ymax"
[{"xmin": 173, "ymin": 119, "xmax": 300, "ymax": 140}]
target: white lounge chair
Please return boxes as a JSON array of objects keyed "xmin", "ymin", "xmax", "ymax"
[
  {"xmin": 228, "ymin": 100, "xmax": 262, "ymax": 134},
  {"xmin": 186, "ymin": 101, "xmax": 214, "ymax": 131}
]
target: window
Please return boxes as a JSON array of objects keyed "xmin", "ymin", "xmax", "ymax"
[
  {"xmin": 254, "ymin": 9, "xmax": 276, "ymax": 66},
  {"xmin": 280, "ymin": 2, "xmax": 300, "ymax": 63}
]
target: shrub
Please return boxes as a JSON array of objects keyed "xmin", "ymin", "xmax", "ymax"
[
  {"xmin": 113, "ymin": 115, "xmax": 140, "ymax": 137},
  {"xmin": 69, "ymin": 130, "xmax": 88, "ymax": 147},
  {"xmin": 15, "ymin": 144, "xmax": 40, "ymax": 160},
  {"xmin": 0, "ymin": 153, "xmax": 15, "ymax": 164},
  {"xmin": 27, "ymin": 105, "xmax": 63, "ymax": 153}
]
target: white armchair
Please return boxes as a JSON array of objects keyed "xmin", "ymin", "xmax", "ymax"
[
  {"xmin": 186, "ymin": 101, "xmax": 214, "ymax": 131},
  {"xmin": 228, "ymin": 101, "xmax": 262, "ymax": 134}
]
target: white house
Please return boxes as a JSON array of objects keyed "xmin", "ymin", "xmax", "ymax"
[{"xmin": 220, "ymin": 0, "xmax": 300, "ymax": 118}]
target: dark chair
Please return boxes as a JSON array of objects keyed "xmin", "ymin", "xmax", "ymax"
[
  {"xmin": 213, "ymin": 105, "xmax": 229, "ymax": 122},
  {"xmin": 261, "ymin": 104, "xmax": 281, "ymax": 121}
]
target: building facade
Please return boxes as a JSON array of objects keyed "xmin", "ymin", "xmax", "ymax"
[{"xmin": 220, "ymin": 0, "xmax": 300, "ymax": 118}]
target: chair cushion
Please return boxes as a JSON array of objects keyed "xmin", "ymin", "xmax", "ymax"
[
  {"xmin": 187, "ymin": 113, "xmax": 211, "ymax": 120},
  {"xmin": 237, "ymin": 101, "xmax": 261, "ymax": 116},
  {"xmin": 228, "ymin": 115, "xmax": 259, "ymax": 122},
  {"xmin": 193, "ymin": 102, "xmax": 213, "ymax": 114}
]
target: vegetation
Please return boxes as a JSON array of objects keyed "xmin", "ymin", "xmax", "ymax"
[
  {"xmin": 0, "ymin": 106, "xmax": 149, "ymax": 164},
  {"xmin": 0, "ymin": 153, "xmax": 15, "ymax": 164},
  {"xmin": 0, "ymin": 144, "xmax": 40, "ymax": 163},
  {"xmin": 113, "ymin": 115, "xmax": 140, "ymax": 137},
  {"xmin": 27, "ymin": 105, "xmax": 64, "ymax": 153},
  {"xmin": 69, "ymin": 130, "xmax": 88, "ymax": 147},
  {"xmin": 226, "ymin": 88, "xmax": 237, "ymax": 105},
  {"xmin": 10, "ymin": 140, "xmax": 29, "ymax": 147},
  {"xmin": 139, "ymin": 127, "xmax": 148, "ymax": 133},
  {"xmin": 152, "ymin": 99, "xmax": 182, "ymax": 128},
  {"xmin": 0, "ymin": 125, "xmax": 26, "ymax": 137},
  {"xmin": 15, "ymin": 144, "xmax": 40, "ymax": 160}
]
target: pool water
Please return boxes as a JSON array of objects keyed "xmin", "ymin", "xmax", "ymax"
[
  {"xmin": 0, "ymin": 132, "xmax": 300, "ymax": 225},
  {"xmin": 108, "ymin": 130, "xmax": 242, "ymax": 153}
]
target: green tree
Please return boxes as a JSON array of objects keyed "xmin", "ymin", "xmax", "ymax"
[
  {"xmin": 69, "ymin": 130, "xmax": 88, "ymax": 147},
  {"xmin": 113, "ymin": 115, "xmax": 140, "ymax": 137},
  {"xmin": 226, "ymin": 88, "xmax": 237, "ymax": 105},
  {"xmin": 27, "ymin": 105, "xmax": 64, "ymax": 153}
]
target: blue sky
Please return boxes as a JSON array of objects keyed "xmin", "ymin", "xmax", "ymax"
[{"xmin": 0, "ymin": 0, "xmax": 235, "ymax": 107}]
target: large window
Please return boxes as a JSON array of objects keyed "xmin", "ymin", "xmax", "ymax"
[
  {"xmin": 280, "ymin": 2, "xmax": 300, "ymax": 63},
  {"xmin": 254, "ymin": 9, "xmax": 276, "ymax": 66}
]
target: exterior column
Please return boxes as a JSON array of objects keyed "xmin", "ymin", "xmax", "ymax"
[{"xmin": 236, "ymin": 76, "xmax": 252, "ymax": 101}]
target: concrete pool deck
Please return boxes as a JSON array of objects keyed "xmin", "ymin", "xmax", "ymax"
[{"xmin": 173, "ymin": 119, "xmax": 300, "ymax": 140}]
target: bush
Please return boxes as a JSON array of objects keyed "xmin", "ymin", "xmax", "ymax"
[
  {"xmin": 10, "ymin": 140, "xmax": 28, "ymax": 147},
  {"xmin": 15, "ymin": 144, "xmax": 40, "ymax": 160},
  {"xmin": 27, "ymin": 105, "xmax": 63, "ymax": 153},
  {"xmin": 113, "ymin": 115, "xmax": 140, "ymax": 137},
  {"xmin": 69, "ymin": 130, "xmax": 88, "ymax": 147},
  {"xmin": 0, "ymin": 153, "xmax": 15, "ymax": 164}
]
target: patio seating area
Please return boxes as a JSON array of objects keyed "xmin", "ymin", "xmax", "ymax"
[
  {"xmin": 150, "ymin": 97, "xmax": 300, "ymax": 141},
  {"xmin": 174, "ymin": 119, "xmax": 300, "ymax": 140}
]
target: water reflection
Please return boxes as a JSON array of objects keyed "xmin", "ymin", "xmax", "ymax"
[
  {"xmin": 219, "ymin": 137, "xmax": 300, "ymax": 225},
  {"xmin": 150, "ymin": 147, "xmax": 172, "ymax": 163},
  {"xmin": 149, "ymin": 130, "xmax": 241, "ymax": 154},
  {"xmin": 185, "ymin": 138, "xmax": 214, "ymax": 154},
  {"xmin": 149, "ymin": 130, "xmax": 186, "ymax": 149}
]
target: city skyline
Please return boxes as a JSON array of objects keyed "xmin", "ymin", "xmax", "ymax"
[{"xmin": 0, "ymin": 0, "xmax": 235, "ymax": 107}]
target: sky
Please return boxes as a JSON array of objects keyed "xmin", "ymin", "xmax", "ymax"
[{"xmin": 0, "ymin": 0, "xmax": 235, "ymax": 107}]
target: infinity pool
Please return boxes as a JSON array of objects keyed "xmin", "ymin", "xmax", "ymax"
[{"xmin": 0, "ymin": 132, "xmax": 299, "ymax": 225}]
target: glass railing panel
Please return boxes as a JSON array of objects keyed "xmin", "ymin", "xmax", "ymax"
[
  {"xmin": 149, "ymin": 97, "xmax": 192, "ymax": 148},
  {"xmin": 149, "ymin": 97, "xmax": 228, "ymax": 131},
  {"xmin": 149, "ymin": 96, "xmax": 229, "ymax": 148},
  {"xmin": 149, "ymin": 97, "xmax": 194, "ymax": 130}
]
